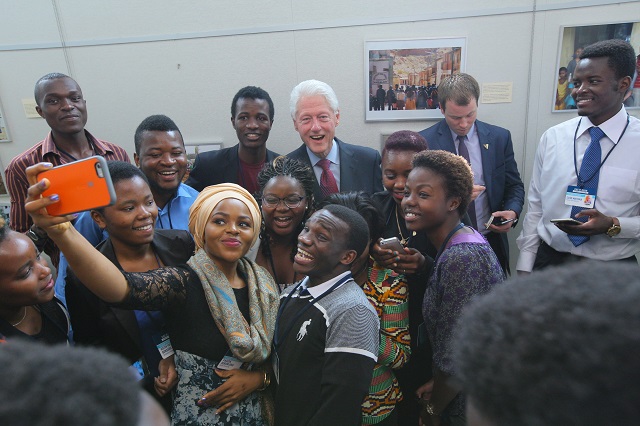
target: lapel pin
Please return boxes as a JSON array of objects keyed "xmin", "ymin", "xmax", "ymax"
[{"xmin": 483, "ymin": 144, "xmax": 489, "ymax": 150}]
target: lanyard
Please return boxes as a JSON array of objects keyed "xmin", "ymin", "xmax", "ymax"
[
  {"xmin": 273, "ymin": 274, "xmax": 351, "ymax": 350},
  {"xmin": 572, "ymin": 115, "xmax": 630, "ymax": 188},
  {"xmin": 434, "ymin": 223, "xmax": 464, "ymax": 264}
]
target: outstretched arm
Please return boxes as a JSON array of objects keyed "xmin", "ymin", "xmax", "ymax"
[{"xmin": 24, "ymin": 163, "xmax": 129, "ymax": 303}]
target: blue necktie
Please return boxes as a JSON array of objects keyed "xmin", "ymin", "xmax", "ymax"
[{"xmin": 568, "ymin": 126, "xmax": 605, "ymax": 247}]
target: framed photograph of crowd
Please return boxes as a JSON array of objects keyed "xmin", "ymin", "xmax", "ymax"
[
  {"xmin": 364, "ymin": 37, "xmax": 466, "ymax": 121},
  {"xmin": 0, "ymin": 99, "xmax": 11, "ymax": 142},
  {"xmin": 553, "ymin": 21, "xmax": 640, "ymax": 113}
]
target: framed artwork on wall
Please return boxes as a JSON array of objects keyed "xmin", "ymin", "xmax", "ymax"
[
  {"xmin": 364, "ymin": 37, "xmax": 466, "ymax": 121},
  {"xmin": 0, "ymin": 98, "xmax": 11, "ymax": 142},
  {"xmin": 183, "ymin": 142, "xmax": 223, "ymax": 182},
  {"xmin": 553, "ymin": 21, "xmax": 640, "ymax": 113}
]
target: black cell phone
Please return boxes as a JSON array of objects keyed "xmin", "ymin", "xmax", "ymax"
[
  {"xmin": 550, "ymin": 218, "xmax": 583, "ymax": 225},
  {"xmin": 485, "ymin": 215, "xmax": 516, "ymax": 229}
]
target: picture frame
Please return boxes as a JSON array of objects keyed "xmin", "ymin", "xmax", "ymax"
[
  {"xmin": 364, "ymin": 37, "xmax": 466, "ymax": 121},
  {"xmin": 183, "ymin": 142, "xmax": 223, "ymax": 180},
  {"xmin": 0, "ymin": 98, "xmax": 11, "ymax": 143},
  {"xmin": 553, "ymin": 22, "xmax": 640, "ymax": 113}
]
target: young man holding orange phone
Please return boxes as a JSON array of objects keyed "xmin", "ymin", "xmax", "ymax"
[{"xmin": 5, "ymin": 73, "xmax": 129, "ymax": 268}]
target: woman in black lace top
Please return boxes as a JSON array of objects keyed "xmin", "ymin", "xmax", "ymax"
[{"xmin": 26, "ymin": 166, "xmax": 279, "ymax": 426}]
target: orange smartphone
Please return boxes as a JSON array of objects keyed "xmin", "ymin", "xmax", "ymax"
[{"xmin": 38, "ymin": 156, "xmax": 116, "ymax": 216}]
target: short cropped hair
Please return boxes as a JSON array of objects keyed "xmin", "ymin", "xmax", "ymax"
[
  {"xmin": 412, "ymin": 150, "xmax": 473, "ymax": 216},
  {"xmin": 93, "ymin": 161, "xmax": 149, "ymax": 214},
  {"xmin": 34, "ymin": 72, "xmax": 73, "ymax": 106},
  {"xmin": 382, "ymin": 130, "xmax": 428, "ymax": 158},
  {"xmin": 0, "ymin": 340, "xmax": 141, "ymax": 426},
  {"xmin": 580, "ymin": 39, "xmax": 637, "ymax": 80},
  {"xmin": 320, "ymin": 204, "xmax": 369, "ymax": 259},
  {"xmin": 320, "ymin": 192, "xmax": 383, "ymax": 243},
  {"xmin": 455, "ymin": 262, "xmax": 640, "ymax": 426},
  {"xmin": 290, "ymin": 80, "xmax": 339, "ymax": 119},
  {"xmin": 559, "ymin": 66, "xmax": 568, "ymax": 73},
  {"xmin": 437, "ymin": 73, "xmax": 480, "ymax": 111},
  {"xmin": 134, "ymin": 114, "xmax": 183, "ymax": 155},
  {"xmin": 231, "ymin": 86, "xmax": 275, "ymax": 122}
]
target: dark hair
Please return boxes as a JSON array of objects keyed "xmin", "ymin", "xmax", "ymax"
[
  {"xmin": 320, "ymin": 204, "xmax": 369, "ymax": 258},
  {"xmin": 231, "ymin": 86, "xmax": 275, "ymax": 122},
  {"xmin": 580, "ymin": 39, "xmax": 637, "ymax": 80},
  {"xmin": 382, "ymin": 130, "xmax": 428, "ymax": 158},
  {"xmin": 559, "ymin": 66, "xmax": 568, "ymax": 73},
  {"xmin": 437, "ymin": 73, "xmax": 480, "ymax": 111},
  {"xmin": 134, "ymin": 114, "xmax": 183, "ymax": 155},
  {"xmin": 93, "ymin": 161, "xmax": 149, "ymax": 214},
  {"xmin": 34, "ymin": 72, "xmax": 73, "ymax": 106},
  {"xmin": 455, "ymin": 262, "xmax": 640, "ymax": 426},
  {"xmin": 412, "ymin": 150, "xmax": 473, "ymax": 216},
  {"xmin": 320, "ymin": 192, "xmax": 383, "ymax": 243},
  {"xmin": 0, "ymin": 339, "xmax": 141, "ymax": 425}
]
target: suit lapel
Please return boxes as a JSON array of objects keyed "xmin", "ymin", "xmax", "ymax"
[
  {"xmin": 336, "ymin": 138, "xmax": 355, "ymax": 192},
  {"xmin": 223, "ymin": 145, "xmax": 240, "ymax": 182},
  {"xmin": 476, "ymin": 121, "xmax": 495, "ymax": 209},
  {"xmin": 438, "ymin": 121, "xmax": 457, "ymax": 153}
]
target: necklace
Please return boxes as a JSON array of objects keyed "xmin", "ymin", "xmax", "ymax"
[
  {"xmin": 395, "ymin": 205, "xmax": 415, "ymax": 246},
  {"xmin": 10, "ymin": 306, "xmax": 27, "ymax": 327}
]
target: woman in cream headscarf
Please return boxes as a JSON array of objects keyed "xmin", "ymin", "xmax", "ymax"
[{"xmin": 25, "ymin": 168, "xmax": 279, "ymax": 426}]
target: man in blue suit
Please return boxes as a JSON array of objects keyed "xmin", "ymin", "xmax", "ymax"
[
  {"xmin": 419, "ymin": 73, "xmax": 524, "ymax": 273},
  {"xmin": 287, "ymin": 79, "xmax": 383, "ymax": 202}
]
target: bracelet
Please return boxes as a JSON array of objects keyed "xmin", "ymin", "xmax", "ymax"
[{"xmin": 257, "ymin": 371, "xmax": 270, "ymax": 391}]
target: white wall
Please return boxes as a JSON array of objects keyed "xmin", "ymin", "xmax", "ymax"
[{"xmin": 1, "ymin": 0, "xmax": 639, "ymax": 266}]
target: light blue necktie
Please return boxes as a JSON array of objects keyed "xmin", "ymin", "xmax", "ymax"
[{"xmin": 568, "ymin": 126, "xmax": 605, "ymax": 247}]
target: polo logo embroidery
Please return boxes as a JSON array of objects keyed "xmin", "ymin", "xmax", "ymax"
[{"xmin": 297, "ymin": 319, "xmax": 312, "ymax": 341}]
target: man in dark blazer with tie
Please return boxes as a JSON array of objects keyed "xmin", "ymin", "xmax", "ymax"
[
  {"xmin": 419, "ymin": 73, "xmax": 524, "ymax": 273},
  {"xmin": 287, "ymin": 79, "xmax": 383, "ymax": 202},
  {"xmin": 186, "ymin": 86, "xmax": 280, "ymax": 194}
]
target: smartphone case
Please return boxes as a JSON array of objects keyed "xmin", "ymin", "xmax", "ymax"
[{"xmin": 38, "ymin": 156, "xmax": 116, "ymax": 216}]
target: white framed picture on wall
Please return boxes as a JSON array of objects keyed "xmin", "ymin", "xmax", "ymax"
[{"xmin": 364, "ymin": 37, "xmax": 466, "ymax": 121}]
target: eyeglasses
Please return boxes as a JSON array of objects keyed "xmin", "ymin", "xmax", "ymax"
[{"xmin": 262, "ymin": 195, "xmax": 305, "ymax": 209}]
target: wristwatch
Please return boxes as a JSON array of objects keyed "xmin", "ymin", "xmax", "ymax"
[{"xmin": 606, "ymin": 217, "xmax": 621, "ymax": 238}]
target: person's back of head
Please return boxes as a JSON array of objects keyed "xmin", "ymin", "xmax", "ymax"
[
  {"xmin": 455, "ymin": 262, "xmax": 640, "ymax": 426},
  {"xmin": 0, "ymin": 339, "xmax": 169, "ymax": 426},
  {"xmin": 437, "ymin": 73, "xmax": 480, "ymax": 111}
]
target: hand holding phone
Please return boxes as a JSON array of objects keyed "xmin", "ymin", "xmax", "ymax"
[
  {"xmin": 379, "ymin": 237, "xmax": 405, "ymax": 253},
  {"xmin": 38, "ymin": 156, "xmax": 116, "ymax": 216},
  {"xmin": 485, "ymin": 215, "xmax": 516, "ymax": 229},
  {"xmin": 550, "ymin": 218, "xmax": 583, "ymax": 225}
]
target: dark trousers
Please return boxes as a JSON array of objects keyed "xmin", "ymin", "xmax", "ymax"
[
  {"xmin": 533, "ymin": 241, "xmax": 638, "ymax": 271},
  {"xmin": 485, "ymin": 232, "xmax": 510, "ymax": 275}
]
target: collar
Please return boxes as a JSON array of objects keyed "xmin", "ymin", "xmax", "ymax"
[
  {"xmin": 307, "ymin": 138, "xmax": 340, "ymax": 166},
  {"xmin": 41, "ymin": 129, "xmax": 112, "ymax": 156},
  {"xmin": 175, "ymin": 183, "xmax": 196, "ymax": 199},
  {"xmin": 577, "ymin": 106, "xmax": 628, "ymax": 144},
  {"xmin": 449, "ymin": 122, "xmax": 476, "ymax": 143},
  {"xmin": 302, "ymin": 270, "xmax": 352, "ymax": 298}
]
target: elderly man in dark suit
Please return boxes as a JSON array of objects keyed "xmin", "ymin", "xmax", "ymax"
[
  {"xmin": 419, "ymin": 73, "xmax": 524, "ymax": 274},
  {"xmin": 287, "ymin": 79, "xmax": 383, "ymax": 202},
  {"xmin": 186, "ymin": 86, "xmax": 279, "ymax": 194}
]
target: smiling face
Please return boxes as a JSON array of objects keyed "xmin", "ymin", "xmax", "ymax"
[
  {"xmin": 0, "ymin": 232, "xmax": 54, "ymax": 308},
  {"xmin": 92, "ymin": 176, "xmax": 158, "ymax": 248},
  {"xmin": 204, "ymin": 198, "xmax": 255, "ymax": 268},
  {"xmin": 261, "ymin": 176, "xmax": 308, "ymax": 238},
  {"xmin": 35, "ymin": 77, "xmax": 87, "ymax": 137},
  {"xmin": 293, "ymin": 95, "xmax": 340, "ymax": 158},
  {"xmin": 232, "ymin": 97, "xmax": 272, "ymax": 151},
  {"xmin": 571, "ymin": 57, "xmax": 629, "ymax": 126},
  {"xmin": 294, "ymin": 209, "xmax": 355, "ymax": 286},
  {"xmin": 382, "ymin": 149, "xmax": 416, "ymax": 206},
  {"xmin": 402, "ymin": 167, "xmax": 459, "ymax": 235},
  {"xmin": 134, "ymin": 130, "xmax": 187, "ymax": 198},
  {"xmin": 442, "ymin": 99, "xmax": 477, "ymax": 137}
]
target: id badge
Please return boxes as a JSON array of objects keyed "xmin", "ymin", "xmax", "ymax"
[
  {"xmin": 152, "ymin": 333, "xmax": 175, "ymax": 359},
  {"xmin": 272, "ymin": 350, "xmax": 280, "ymax": 384},
  {"xmin": 565, "ymin": 186, "xmax": 596, "ymax": 208},
  {"xmin": 216, "ymin": 350, "xmax": 245, "ymax": 371}
]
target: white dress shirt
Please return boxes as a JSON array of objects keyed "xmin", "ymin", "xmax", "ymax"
[{"xmin": 517, "ymin": 106, "xmax": 640, "ymax": 272}]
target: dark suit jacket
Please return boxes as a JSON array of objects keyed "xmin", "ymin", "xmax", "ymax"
[
  {"xmin": 286, "ymin": 138, "xmax": 383, "ymax": 202},
  {"xmin": 66, "ymin": 229, "xmax": 195, "ymax": 363},
  {"xmin": 419, "ymin": 119, "xmax": 525, "ymax": 260},
  {"xmin": 185, "ymin": 144, "xmax": 280, "ymax": 192}
]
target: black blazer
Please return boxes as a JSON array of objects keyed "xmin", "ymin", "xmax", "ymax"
[
  {"xmin": 286, "ymin": 138, "xmax": 383, "ymax": 202},
  {"xmin": 419, "ymin": 119, "xmax": 525, "ymax": 259},
  {"xmin": 66, "ymin": 229, "xmax": 195, "ymax": 362},
  {"xmin": 185, "ymin": 144, "xmax": 280, "ymax": 192}
]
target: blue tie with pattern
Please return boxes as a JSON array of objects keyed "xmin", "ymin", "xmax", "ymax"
[{"xmin": 568, "ymin": 126, "xmax": 605, "ymax": 247}]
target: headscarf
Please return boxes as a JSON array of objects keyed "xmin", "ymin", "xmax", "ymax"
[{"xmin": 188, "ymin": 183, "xmax": 261, "ymax": 251}]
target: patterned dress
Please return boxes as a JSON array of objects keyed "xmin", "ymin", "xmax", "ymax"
[
  {"xmin": 423, "ymin": 228, "xmax": 504, "ymax": 418},
  {"xmin": 361, "ymin": 260, "xmax": 411, "ymax": 424}
]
